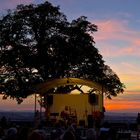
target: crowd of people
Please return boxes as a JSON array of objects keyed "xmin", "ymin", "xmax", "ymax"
[
  {"xmin": 137, "ymin": 113, "xmax": 140, "ymax": 140},
  {"xmin": 0, "ymin": 115, "xmax": 121, "ymax": 140},
  {"xmin": 0, "ymin": 113, "xmax": 139, "ymax": 140}
]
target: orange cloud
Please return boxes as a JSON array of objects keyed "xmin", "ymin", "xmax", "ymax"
[
  {"xmin": 96, "ymin": 43, "xmax": 140, "ymax": 57},
  {"xmin": 95, "ymin": 19, "xmax": 139, "ymax": 41},
  {"xmin": 120, "ymin": 62, "xmax": 140, "ymax": 73},
  {"xmin": 133, "ymin": 39, "xmax": 140, "ymax": 46},
  {"xmin": 94, "ymin": 20, "xmax": 127, "ymax": 41},
  {"xmin": 105, "ymin": 98, "xmax": 140, "ymax": 112},
  {"xmin": 116, "ymin": 73, "xmax": 140, "ymax": 91},
  {"xmin": 93, "ymin": 19, "xmax": 140, "ymax": 57},
  {"xmin": 120, "ymin": 46, "xmax": 140, "ymax": 56},
  {"xmin": 104, "ymin": 89, "xmax": 140, "ymax": 112}
]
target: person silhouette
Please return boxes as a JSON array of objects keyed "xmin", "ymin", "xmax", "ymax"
[{"xmin": 137, "ymin": 113, "xmax": 140, "ymax": 140}]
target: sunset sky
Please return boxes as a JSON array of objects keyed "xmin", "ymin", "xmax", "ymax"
[{"xmin": 0, "ymin": 0, "xmax": 140, "ymax": 113}]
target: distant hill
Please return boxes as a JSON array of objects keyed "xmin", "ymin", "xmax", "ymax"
[
  {"xmin": 104, "ymin": 112, "xmax": 137, "ymax": 123},
  {"xmin": 0, "ymin": 111, "xmax": 34, "ymax": 121},
  {"xmin": 0, "ymin": 110, "xmax": 137, "ymax": 123}
]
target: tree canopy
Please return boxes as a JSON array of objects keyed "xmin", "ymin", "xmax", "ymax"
[{"xmin": 0, "ymin": 1, "xmax": 125, "ymax": 103}]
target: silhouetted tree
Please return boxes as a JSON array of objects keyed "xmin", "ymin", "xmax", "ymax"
[{"xmin": 0, "ymin": 2, "xmax": 125, "ymax": 103}]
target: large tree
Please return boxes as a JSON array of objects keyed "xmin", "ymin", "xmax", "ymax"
[{"xmin": 0, "ymin": 2, "xmax": 125, "ymax": 103}]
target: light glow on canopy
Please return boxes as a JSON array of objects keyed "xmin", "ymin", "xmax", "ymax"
[{"xmin": 34, "ymin": 78, "xmax": 107, "ymax": 94}]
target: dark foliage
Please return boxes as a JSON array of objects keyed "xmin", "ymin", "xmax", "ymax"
[{"xmin": 0, "ymin": 2, "xmax": 125, "ymax": 103}]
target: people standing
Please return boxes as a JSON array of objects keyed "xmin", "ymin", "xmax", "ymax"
[{"xmin": 137, "ymin": 113, "xmax": 140, "ymax": 140}]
